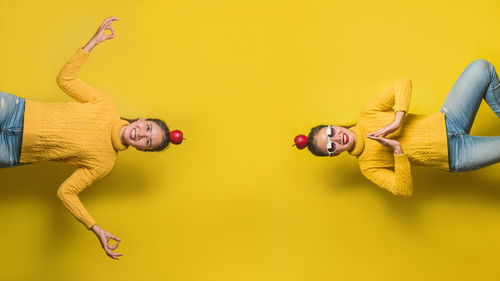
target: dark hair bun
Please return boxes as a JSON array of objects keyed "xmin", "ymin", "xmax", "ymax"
[{"xmin": 293, "ymin": 134, "xmax": 308, "ymax": 149}]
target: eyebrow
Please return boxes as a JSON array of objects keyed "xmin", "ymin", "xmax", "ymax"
[{"xmin": 149, "ymin": 123, "xmax": 153, "ymax": 147}]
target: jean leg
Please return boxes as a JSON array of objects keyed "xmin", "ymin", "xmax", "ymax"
[
  {"xmin": 451, "ymin": 134, "xmax": 500, "ymax": 171},
  {"xmin": 0, "ymin": 92, "xmax": 25, "ymax": 168},
  {"xmin": 440, "ymin": 59, "xmax": 500, "ymax": 134}
]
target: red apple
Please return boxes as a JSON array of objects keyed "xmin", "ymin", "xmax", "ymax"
[
  {"xmin": 170, "ymin": 130, "xmax": 184, "ymax": 145},
  {"xmin": 294, "ymin": 134, "xmax": 308, "ymax": 149}
]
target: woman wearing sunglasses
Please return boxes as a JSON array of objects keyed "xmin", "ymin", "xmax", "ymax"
[
  {"xmin": 0, "ymin": 17, "xmax": 183, "ymax": 260},
  {"xmin": 301, "ymin": 59, "xmax": 500, "ymax": 197}
]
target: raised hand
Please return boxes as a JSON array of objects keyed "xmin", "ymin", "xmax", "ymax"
[
  {"xmin": 83, "ymin": 16, "xmax": 120, "ymax": 53},
  {"xmin": 366, "ymin": 121, "xmax": 400, "ymax": 138},
  {"xmin": 367, "ymin": 135, "xmax": 403, "ymax": 155},
  {"xmin": 366, "ymin": 111, "xmax": 406, "ymax": 138},
  {"xmin": 91, "ymin": 224, "xmax": 123, "ymax": 260}
]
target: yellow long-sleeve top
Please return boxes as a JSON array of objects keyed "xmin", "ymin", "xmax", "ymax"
[
  {"xmin": 20, "ymin": 49, "xmax": 129, "ymax": 229},
  {"xmin": 347, "ymin": 78, "xmax": 449, "ymax": 197}
]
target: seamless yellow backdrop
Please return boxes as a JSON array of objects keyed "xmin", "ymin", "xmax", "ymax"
[{"xmin": 1, "ymin": 0, "xmax": 500, "ymax": 280}]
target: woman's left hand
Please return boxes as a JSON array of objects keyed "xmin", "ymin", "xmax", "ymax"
[
  {"xmin": 366, "ymin": 121, "xmax": 400, "ymax": 138},
  {"xmin": 91, "ymin": 224, "xmax": 123, "ymax": 260},
  {"xmin": 366, "ymin": 111, "xmax": 406, "ymax": 137}
]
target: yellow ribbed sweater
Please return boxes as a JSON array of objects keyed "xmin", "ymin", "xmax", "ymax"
[
  {"xmin": 20, "ymin": 49, "xmax": 129, "ymax": 229},
  {"xmin": 347, "ymin": 78, "xmax": 449, "ymax": 197}
]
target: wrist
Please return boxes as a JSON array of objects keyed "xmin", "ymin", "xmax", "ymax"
[
  {"xmin": 394, "ymin": 111, "xmax": 405, "ymax": 123},
  {"xmin": 90, "ymin": 224, "xmax": 100, "ymax": 233},
  {"xmin": 82, "ymin": 39, "xmax": 97, "ymax": 52},
  {"xmin": 392, "ymin": 119, "xmax": 401, "ymax": 127},
  {"xmin": 394, "ymin": 146, "xmax": 403, "ymax": 155}
]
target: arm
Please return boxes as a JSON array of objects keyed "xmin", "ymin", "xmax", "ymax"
[
  {"xmin": 56, "ymin": 17, "xmax": 119, "ymax": 103},
  {"xmin": 361, "ymin": 154, "xmax": 413, "ymax": 197},
  {"xmin": 57, "ymin": 167, "xmax": 122, "ymax": 259},
  {"xmin": 56, "ymin": 167, "xmax": 103, "ymax": 229},
  {"xmin": 363, "ymin": 78, "xmax": 412, "ymax": 114},
  {"xmin": 365, "ymin": 79, "xmax": 412, "ymax": 137}
]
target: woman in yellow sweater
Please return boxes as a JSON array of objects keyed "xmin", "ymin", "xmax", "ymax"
[
  {"xmin": 0, "ymin": 17, "xmax": 176, "ymax": 260},
  {"xmin": 300, "ymin": 59, "xmax": 500, "ymax": 197}
]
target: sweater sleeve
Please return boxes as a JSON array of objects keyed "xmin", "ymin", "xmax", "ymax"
[
  {"xmin": 363, "ymin": 78, "xmax": 412, "ymax": 114},
  {"xmin": 360, "ymin": 154, "xmax": 413, "ymax": 197},
  {"xmin": 56, "ymin": 167, "xmax": 110, "ymax": 229},
  {"xmin": 56, "ymin": 48, "xmax": 111, "ymax": 103}
]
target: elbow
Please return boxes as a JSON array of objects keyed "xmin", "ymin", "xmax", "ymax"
[
  {"xmin": 56, "ymin": 187, "xmax": 65, "ymax": 201},
  {"xmin": 394, "ymin": 190, "xmax": 412, "ymax": 198},
  {"xmin": 393, "ymin": 185, "xmax": 413, "ymax": 198},
  {"xmin": 56, "ymin": 73, "xmax": 66, "ymax": 90},
  {"xmin": 56, "ymin": 187, "xmax": 72, "ymax": 202},
  {"xmin": 56, "ymin": 73, "xmax": 72, "ymax": 91}
]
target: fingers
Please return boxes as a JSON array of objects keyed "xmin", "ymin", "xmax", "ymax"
[
  {"xmin": 98, "ymin": 17, "xmax": 119, "ymax": 32},
  {"xmin": 366, "ymin": 128, "xmax": 385, "ymax": 137},
  {"xmin": 367, "ymin": 135, "xmax": 400, "ymax": 150},
  {"xmin": 104, "ymin": 34, "xmax": 116, "ymax": 41},
  {"xmin": 367, "ymin": 135, "xmax": 387, "ymax": 145},
  {"xmin": 103, "ymin": 16, "xmax": 120, "ymax": 25},
  {"xmin": 105, "ymin": 248, "xmax": 123, "ymax": 260},
  {"xmin": 108, "ymin": 240, "xmax": 120, "ymax": 250},
  {"xmin": 105, "ymin": 243, "xmax": 122, "ymax": 259},
  {"xmin": 106, "ymin": 234, "xmax": 121, "ymax": 250},
  {"xmin": 110, "ymin": 234, "xmax": 121, "ymax": 243},
  {"xmin": 107, "ymin": 25, "xmax": 115, "ymax": 35},
  {"xmin": 95, "ymin": 20, "xmax": 118, "ymax": 43},
  {"xmin": 367, "ymin": 135, "xmax": 381, "ymax": 142},
  {"xmin": 108, "ymin": 241, "xmax": 119, "ymax": 250},
  {"xmin": 368, "ymin": 135, "xmax": 388, "ymax": 143},
  {"xmin": 104, "ymin": 239, "xmax": 122, "ymax": 259}
]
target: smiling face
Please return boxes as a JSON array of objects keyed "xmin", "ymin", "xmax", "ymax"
[
  {"xmin": 121, "ymin": 118, "xmax": 165, "ymax": 150},
  {"xmin": 314, "ymin": 125, "xmax": 356, "ymax": 156}
]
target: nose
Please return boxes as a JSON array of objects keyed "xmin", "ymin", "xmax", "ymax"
[
  {"xmin": 138, "ymin": 128, "xmax": 148, "ymax": 139},
  {"xmin": 329, "ymin": 133, "xmax": 341, "ymax": 144}
]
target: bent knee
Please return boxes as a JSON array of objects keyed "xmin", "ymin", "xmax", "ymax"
[{"xmin": 468, "ymin": 59, "xmax": 494, "ymax": 73}]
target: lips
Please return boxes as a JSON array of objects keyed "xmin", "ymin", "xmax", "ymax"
[
  {"xmin": 343, "ymin": 133, "xmax": 349, "ymax": 145},
  {"xmin": 130, "ymin": 128, "xmax": 136, "ymax": 141}
]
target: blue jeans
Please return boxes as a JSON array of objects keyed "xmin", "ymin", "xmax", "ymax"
[
  {"xmin": 0, "ymin": 92, "xmax": 25, "ymax": 167},
  {"xmin": 441, "ymin": 59, "xmax": 500, "ymax": 172}
]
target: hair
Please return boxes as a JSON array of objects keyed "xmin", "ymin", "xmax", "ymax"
[
  {"xmin": 307, "ymin": 125, "xmax": 329, "ymax": 157},
  {"xmin": 121, "ymin": 118, "xmax": 170, "ymax": 152},
  {"xmin": 307, "ymin": 124, "xmax": 355, "ymax": 157}
]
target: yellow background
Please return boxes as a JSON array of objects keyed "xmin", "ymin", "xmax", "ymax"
[{"xmin": 1, "ymin": 0, "xmax": 500, "ymax": 280}]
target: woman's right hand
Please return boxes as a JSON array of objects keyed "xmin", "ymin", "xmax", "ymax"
[
  {"xmin": 367, "ymin": 135, "xmax": 404, "ymax": 155},
  {"xmin": 82, "ymin": 16, "xmax": 120, "ymax": 53},
  {"xmin": 90, "ymin": 224, "xmax": 123, "ymax": 260}
]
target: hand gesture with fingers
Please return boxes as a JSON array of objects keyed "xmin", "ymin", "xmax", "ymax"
[
  {"xmin": 366, "ymin": 121, "xmax": 400, "ymax": 138},
  {"xmin": 367, "ymin": 135, "xmax": 404, "ymax": 155},
  {"xmin": 91, "ymin": 224, "xmax": 123, "ymax": 260},
  {"xmin": 366, "ymin": 111, "xmax": 406, "ymax": 138},
  {"xmin": 83, "ymin": 16, "xmax": 120, "ymax": 53}
]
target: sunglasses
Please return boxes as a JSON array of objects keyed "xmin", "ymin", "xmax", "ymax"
[{"xmin": 326, "ymin": 125, "xmax": 337, "ymax": 156}]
